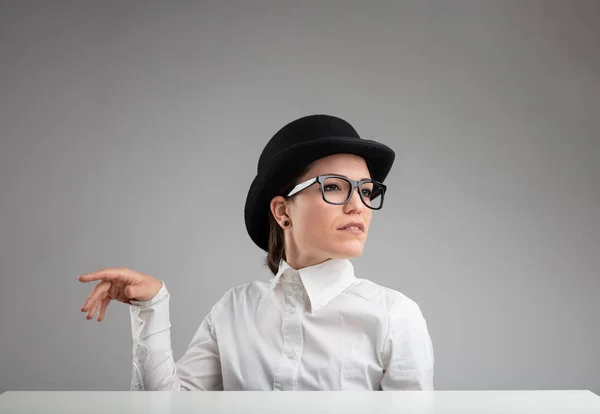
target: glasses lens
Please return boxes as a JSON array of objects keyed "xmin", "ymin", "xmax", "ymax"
[
  {"xmin": 322, "ymin": 177, "xmax": 351, "ymax": 204},
  {"xmin": 360, "ymin": 181, "xmax": 384, "ymax": 209},
  {"xmin": 321, "ymin": 177, "xmax": 385, "ymax": 209}
]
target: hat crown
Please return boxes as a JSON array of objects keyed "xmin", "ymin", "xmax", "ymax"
[{"xmin": 258, "ymin": 114, "xmax": 360, "ymax": 173}]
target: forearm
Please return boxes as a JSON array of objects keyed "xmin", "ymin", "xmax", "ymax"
[{"xmin": 129, "ymin": 282, "xmax": 184, "ymax": 391}]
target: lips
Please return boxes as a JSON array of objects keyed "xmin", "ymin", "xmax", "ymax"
[{"xmin": 338, "ymin": 222, "xmax": 364, "ymax": 231}]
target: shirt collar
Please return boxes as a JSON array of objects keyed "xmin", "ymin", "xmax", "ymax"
[{"xmin": 269, "ymin": 258, "xmax": 357, "ymax": 313}]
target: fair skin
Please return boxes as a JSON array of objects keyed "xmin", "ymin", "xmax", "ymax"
[
  {"xmin": 79, "ymin": 267, "xmax": 162, "ymax": 321},
  {"xmin": 78, "ymin": 153, "xmax": 374, "ymax": 321},
  {"xmin": 269, "ymin": 153, "xmax": 373, "ymax": 270}
]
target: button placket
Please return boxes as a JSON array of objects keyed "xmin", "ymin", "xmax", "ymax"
[{"xmin": 272, "ymin": 289, "xmax": 303, "ymax": 391}]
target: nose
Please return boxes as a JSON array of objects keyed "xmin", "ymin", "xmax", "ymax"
[{"xmin": 343, "ymin": 187, "xmax": 364, "ymax": 214}]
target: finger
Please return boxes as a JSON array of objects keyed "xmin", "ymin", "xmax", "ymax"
[
  {"xmin": 86, "ymin": 298, "xmax": 102, "ymax": 320},
  {"xmin": 81, "ymin": 280, "xmax": 111, "ymax": 312},
  {"xmin": 97, "ymin": 297, "xmax": 111, "ymax": 322},
  {"xmin": 81, "ymin": 280, "xmax": 109, "ymax": 312},
  {"xmin": 78, "ymin": 267, "xmax": 133, "ymax": 283}
]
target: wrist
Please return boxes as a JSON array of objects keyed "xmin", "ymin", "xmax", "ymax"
[{"xmin": 150, "ymin": 280, "xmax": 163, "ymax": 299}]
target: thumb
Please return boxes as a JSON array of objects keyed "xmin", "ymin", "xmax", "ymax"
[{"xmin": 125, "ymin": 285, "xmax": 137, "ymax": 299}]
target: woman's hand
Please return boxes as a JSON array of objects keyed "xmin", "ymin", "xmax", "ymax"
[{"xmin": 78, "ymin": 267, "xmax": 162, "ymax": 321}]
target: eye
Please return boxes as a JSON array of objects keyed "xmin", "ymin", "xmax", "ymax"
[
  {"xmin": 324, "ymin": 184, "xmax": 342, "ymax": 192},
  {"xmin": 361, "ymin": 188, "xmax": 372, "ymax": 198}
]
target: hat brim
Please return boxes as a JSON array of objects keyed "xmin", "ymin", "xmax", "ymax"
[{"xmin": 244, "ymin": 136, "xmax": 395, "ymax": 252}]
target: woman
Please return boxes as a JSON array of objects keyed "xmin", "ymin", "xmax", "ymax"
[{"xmin": 78, "ymin": 114, "xmax": 435, "ymax": 391}]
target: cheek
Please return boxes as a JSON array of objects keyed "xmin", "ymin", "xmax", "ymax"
[
  {"xmin": 363, "ymin": 210, "xmax": 373, "ymax": 231},
  {"xmin": 294, "ymin": 204, "xmax": 336, "ymax": 240}
]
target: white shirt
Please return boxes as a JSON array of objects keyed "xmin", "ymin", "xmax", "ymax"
[{"xmin": 129, "ymin": 258, "xmax": 435, "ymax": 391}]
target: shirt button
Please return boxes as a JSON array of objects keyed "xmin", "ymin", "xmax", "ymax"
[
  {"xmin": 288, "ymin": 351, "xmax": 296, "ymax": 359},
  {"xmin": 288, "ymin": 307, "xmax": 296, "ymax": 314}
]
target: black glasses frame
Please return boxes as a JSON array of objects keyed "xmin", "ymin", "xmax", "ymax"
[{"xmin": 284, "ymin": 174, "xmax": 387, "ymax": 210}]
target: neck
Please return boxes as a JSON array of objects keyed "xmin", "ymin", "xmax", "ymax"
[
  {"xmin": 284, "ymin": 239, "xmax": 329, "ymax": 270},
  {"xmin": 285, "ymin": 255, "xmax": 330, "ymax": 270}
]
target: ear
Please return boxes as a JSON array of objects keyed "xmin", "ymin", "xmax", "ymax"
[{"xmin": 270, "ymin": 196, "xmax": 291, "ymax": 228}]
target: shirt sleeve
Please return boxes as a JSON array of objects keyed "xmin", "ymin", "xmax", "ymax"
[
  {"xmin": 379, "ymin": 295, "xmax": 435, "ymax": 391},
  {"xmin": 129, "ymin": 281, "xmax": 228, "ymax": 391}
]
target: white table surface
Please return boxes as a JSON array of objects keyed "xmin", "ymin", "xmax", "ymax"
[{"xmin": 0, "ymin": 390, "xmax": 599, "ymax": 414}]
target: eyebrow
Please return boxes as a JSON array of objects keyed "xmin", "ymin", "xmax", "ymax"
[{"xmin": 321, "ymin": 173, "xmax": 372, "ymax": 181}]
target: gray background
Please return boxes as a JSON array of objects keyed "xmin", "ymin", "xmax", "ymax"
[{"xmin": 0, "ymin": 0, "xmax": 598, "ymax": 395}]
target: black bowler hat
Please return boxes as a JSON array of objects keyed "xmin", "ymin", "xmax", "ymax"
[{"xmin": 244, "ymin": 114, "xmax": 395, "ymax": 252}]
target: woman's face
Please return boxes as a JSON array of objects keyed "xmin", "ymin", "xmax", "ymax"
[{"xmin": 280, "ymin": 153, "xmax": 374, "ymax": 266}]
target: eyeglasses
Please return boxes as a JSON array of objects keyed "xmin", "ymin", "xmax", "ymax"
[{"xmin": 285, "ymin": 175, "xmax": 387, "ymax": 210}]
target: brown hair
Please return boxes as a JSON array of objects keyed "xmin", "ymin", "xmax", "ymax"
[
  {"xmin": 265, "ymin": 168, "xmax": 309, "ymax": 274},
  {"xmin": 266, "ymin": 211, "xmax": 286, "ymax": 274}
]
